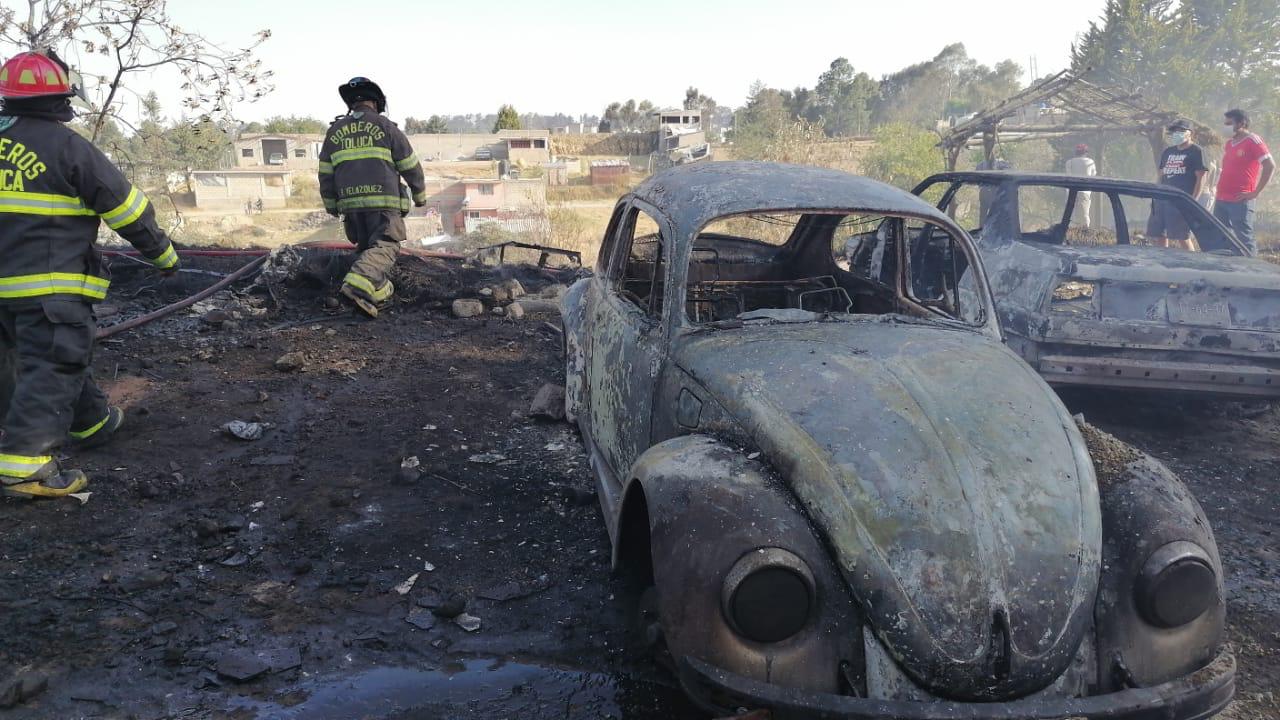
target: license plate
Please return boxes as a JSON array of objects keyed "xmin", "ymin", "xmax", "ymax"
[{"xmin": 1169, "ymin": 295, "xmax": 1231, "ymax": 327}]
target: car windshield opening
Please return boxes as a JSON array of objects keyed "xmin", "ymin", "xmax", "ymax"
[
  {"xmin": 683, "ymin": 211, "xmax": 985, "ymax": 328},
  {"xmin": 1015, "ymin": 184, "xmax": 1239, "ymax": 254}
]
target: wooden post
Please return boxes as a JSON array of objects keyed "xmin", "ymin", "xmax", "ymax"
[
  {"xmin": 982, "ymin": 128, "xmax": 997, "ymax": 167},
  {"xmin": 1093, "ymin": 133, "xmax": 1107, "ymax": 229},
  {"xmin": 1147, "ymin": 129, "xmax": 1166, "ymax": 172}
]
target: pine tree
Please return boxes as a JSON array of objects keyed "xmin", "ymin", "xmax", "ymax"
[{"xmin": 493, "ymin": 105, "xmax": 521, "ymax": 132}]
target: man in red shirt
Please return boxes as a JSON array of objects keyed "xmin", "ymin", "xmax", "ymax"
[{"xmin": 1214, "ymin": 109, "xmax": 1274, "ymax": 255}]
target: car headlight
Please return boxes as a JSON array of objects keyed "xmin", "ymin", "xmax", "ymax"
[
  {"xmin": 1136, "ymin": 541, "xmax": 1218, "ymax": 628},
  {"xmin": 1050, "ymin": 279, "xmax": 1098, "ymax": 316},
  {"xmin": 722, "ymin": 548, "xmax": 815, "ymax": 643}
]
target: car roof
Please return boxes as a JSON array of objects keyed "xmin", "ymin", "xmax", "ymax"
[
  {"xmin": 920, "ymin": 171, "xmax": 1196, "ymax": 198},
  {"xmin": 631, "ymin": 161, "xmax": 955, "ymax": 232}
]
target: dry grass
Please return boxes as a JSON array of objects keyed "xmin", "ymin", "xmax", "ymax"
[
  {"xmin": 547, "ymin": 205, "xmax": 613, "ymax": 266},
  {"xmin": 548, "ymin": 184, "xmax": 631, "ymax": 203},
  {"xmin": 421, "ymin": 160, "xmax": 499, "ymax": 179}
]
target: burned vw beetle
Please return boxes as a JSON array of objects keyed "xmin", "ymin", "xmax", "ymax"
[
  {"xmin": 561, "ymin": 162, "xmax": 1234, "ymax": 718},
  {"xmin": 914, "ymin": 171, "xmax": 1280, "ymax": 398}
]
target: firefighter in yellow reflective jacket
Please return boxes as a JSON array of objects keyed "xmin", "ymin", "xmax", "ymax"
[
  {"xmin": 0, "ymin": 51, "xmax": 179, "ymax": 498},
  {"xmin": 319, "ymin": 77, "xmax": 426, "ymax": 317}
]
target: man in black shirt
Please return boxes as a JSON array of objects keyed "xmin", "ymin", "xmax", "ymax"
[{"xmin": 1148, "ymin": 119, "xmax": 1207, "ymax": 250}]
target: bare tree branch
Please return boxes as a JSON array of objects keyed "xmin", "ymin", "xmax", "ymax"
[{"xmin": 0, "ymin": 0, "xmax": 271, "ymax": 143}]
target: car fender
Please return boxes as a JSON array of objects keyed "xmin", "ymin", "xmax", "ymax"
[
  {"xmin": 616, "ymin": 434, "xmax": 863, "ymax": 696},
  {"xmin": 1092, "ymin": 441, "xmax": 1226, "ymax": 690},
  {"xmin": 560, "ymin": 278, "xmax": 591, "ymax": 424}
]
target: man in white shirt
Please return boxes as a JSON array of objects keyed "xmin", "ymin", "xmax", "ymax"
[{"xmin": 1065, "ymin": 144, "xmax": 1097, "ymax": 228}]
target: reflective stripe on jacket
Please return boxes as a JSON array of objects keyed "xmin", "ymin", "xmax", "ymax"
[
  {"xmin": 318, "ymin": 110, "xmax": 426, "ymax": 216},
  {"xmin": 0, "ymin": 116, "xmax": 177, "ymax": 302}
]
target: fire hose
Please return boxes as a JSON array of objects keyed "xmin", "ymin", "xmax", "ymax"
[
  {"xmin": 96, "ymin": 254, "xmax": 270, "ymax": 340},
  {"xmin": 96, "ymin": 243, "xmax": 469, "ymax": 339}
]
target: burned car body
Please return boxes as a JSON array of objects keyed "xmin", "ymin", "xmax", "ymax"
[
  {"xmin": 561, "ymin": 162, "xmax": 1233, "ymax": 718},
  {"xmin": 914, "ymin": 171, "xmax": 1280, "ymax": 398}
]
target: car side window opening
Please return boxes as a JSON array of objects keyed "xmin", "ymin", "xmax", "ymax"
[
  {"xmin": 1017, "ymin": 185, "xmax": 1120, "ymax": 246},
  {"xmin": 614, "ymin": 207, "xmax": 666, "ymax": 318},
  {"xmin": 904, "ymin": 219, "xmax": 984, "ymax": 325},
  {"xmin": 838, "ymin": 216, "xmax": 899, "ymax": 292},
  {"xmin": 1015, "ymin": 184, "xmax": 1236, "ymax": 254},
  {"xmin": 1115, "ymin": 192, "xmax": 1237, "ymax": 254},
  {"xmin": 940, "ymin": 183, "xmax": 989, "ymax": 237}
]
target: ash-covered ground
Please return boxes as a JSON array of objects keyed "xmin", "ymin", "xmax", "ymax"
[{"xmin": 0, "ymin": 250, "xmax": 1273, "ymax": 719}]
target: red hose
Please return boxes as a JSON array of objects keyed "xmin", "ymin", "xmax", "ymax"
[
  {"xmin": 102, "ymin": 248, "xmax": 270, "ymax": 257},
  {"xmin": 102, "ymin": 244, "xmax": 464, "ymax": 260},
  {"xmin": 296, "ymin": 240, "xmax": 465, "ymax": 259},
  {"xmin": 96, "ymin": 242, "xmax": 466, "ymax": 338},
  {"xmin": 97, "ymin": 255, "xmax": 270, "ymax": 339}
]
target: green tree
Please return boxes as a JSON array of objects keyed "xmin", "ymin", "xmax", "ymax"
[
  {"xmin": 862, "ymin": 123, "xmax": 944, "ymax": 190},
  {"xmin": 812, "ymin": 58, "xmax": 879, "ymax": 136},
  {"xmin": 262, "ymin": 116, "xmax": 326, "ymax": 134},
  {"xmin": 122, "ymin": 92, "xmax": 230, "ymax": 193},
  {"xmin": 619, "ymin": 99, "xmax": 639, "ymax": 131},
  {"xmin": 873, "ymin": 44, "xmax": 1021, "ymax": 128},
  {"xmin": 1074, "ymin": 0, "xmax": 1280, "ymax": 118},
  {"xmin": 425, "ymin": 115, "xmax": 448, "ymax": 133},
  {"xmin": 405, "ymin": 115, "xmax": 449, "ymax": 134},
  {"xmin": 493, "ymin": 104, "xmax": 521, "ymax": 132},
  {"xmin": 1071, "ymin": 1, "xmax": 1199, "ymax": 107},
  {"xmin": 683, "ymin": 86, "xmax": 719, "ymax": 135},
  {"xmin": 732, "ymin": 82, "xmax": 825, "ymax": 164},
  {"xmin": 599, "ymin": 102, "xmax": 621, "ymax": 132}
]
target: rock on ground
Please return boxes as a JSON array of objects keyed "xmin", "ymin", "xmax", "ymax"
[
  {"xmin": 452, "ymin": 299, "xmax": 485, "ymax": 318},
  {"xmin": 529, "ymin": 384, "xmax": 567, "ymax": 421}
]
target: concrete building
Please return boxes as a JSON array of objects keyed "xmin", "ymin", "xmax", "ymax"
[
  {"xmin": 234, "ymin": 134, "xmax": 324, "ymax": 170},
  {"xmin": 192, "ymin": 169, "xmax": 293, "ymax": 210},
  {"xmin": 553, "ymin": 122, "xmax": 597, "ymax": 135},
  {"xmin": 496, "ymin": 130, "xmax": 551, "ymax": 164},
  {"xmin": 409, "ymin": 130, "xmax": 551, "ymax": 164},
  {"xmin": 654, "ymin": 109, "xmax": 702, "ymax": 131},
  {"xmin": 417, "ymin": 177, "xmax": 547, "ymax": 234}
]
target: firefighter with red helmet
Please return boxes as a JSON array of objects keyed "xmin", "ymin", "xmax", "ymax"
[
  {"xmin": 319, "ymin": 77, "xmax": 426, "ymax": 317},
  {"xmin": 0, "ymin": 51, "xmax": 179, "ymax": 498}
]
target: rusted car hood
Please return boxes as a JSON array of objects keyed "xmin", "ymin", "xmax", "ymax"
[
  {"xmin": 673, "ymin": 319, "xmax": 1101, "ymax": 700},
  {"xmin": 1032, "ymin": 243, "xmax": 1280, "ymax": 288}
]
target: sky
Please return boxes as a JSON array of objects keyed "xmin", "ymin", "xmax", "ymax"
[{"xmin": 57, "ymin": 0, "xmax": 1109, "ymax": 124}]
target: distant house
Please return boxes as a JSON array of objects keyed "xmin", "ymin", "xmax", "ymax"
[
  {"xmin": 192, "ymin": 169, "xmax": 293, "ymax": 210},
  {"xmin": 497, "ymin": 130, "xmax": 552, "ymax": 164},
  {"xmin": 416, "ymin": 177, "xmax": 547, "ymax": 234},
  {"xmin": 544, "ymin": 162, "xmax": 570, "ymax": 186},
  {"xmin": 652, "ymin": 108, "xmax": 707, "ymax": 153},
  {"xmin": 408, "ymin": 130, "xmax": 552, "ymax": 164},
  {"xmin": 553, "ymin": 122, "xmax": 597, "ymax": 135},
  {"xmin": 590, "ymin": 159, "xmax": 631, "ymax": 186},
  {"xmin": 234, "ymin": 134, "xmax": 323, "ymax": 170},
  {"xmin": 654, "ymin": 108, "xmax": 702, "ymax": 131}
]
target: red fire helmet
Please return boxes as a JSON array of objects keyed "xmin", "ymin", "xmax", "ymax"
[{"xmin": 0, "ymin": 52, "xmax": 74, "ymax": 99}]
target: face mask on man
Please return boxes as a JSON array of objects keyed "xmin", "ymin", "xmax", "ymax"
[
  {"xmin": 1223, "ymin": 124, "xmax": 1238, "ymax": 137},
  {"xmin": 1168, "ymin": 131, "xmax": 1189, "ymax": 145}
]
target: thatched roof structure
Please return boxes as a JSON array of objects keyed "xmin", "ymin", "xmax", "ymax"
[{"xmin": 939, "ymin": 70, "xmax": 1217, "ymax": 171}]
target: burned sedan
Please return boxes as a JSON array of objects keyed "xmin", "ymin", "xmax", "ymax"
[
  {"xmin": 561, "ymin": 162, "xmax": 1233, "ymax": 718},
  {"xmin": 913, "ymin": 171, "xmax": 1280, "ymax": 398}
]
